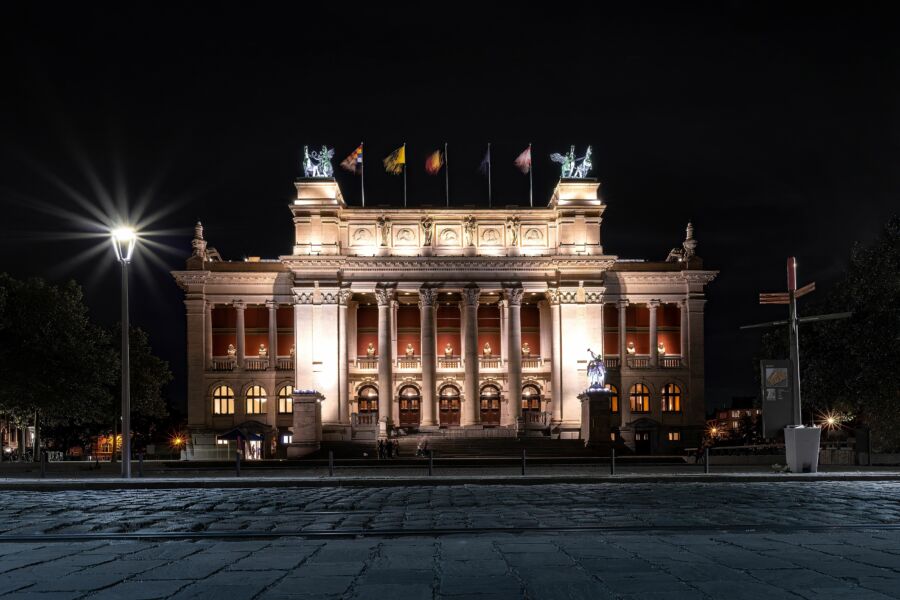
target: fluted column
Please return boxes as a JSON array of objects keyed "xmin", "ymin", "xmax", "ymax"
[
  {"xmin": 461, "ymin": 285, "xmax": 481, "ymax": 426},
  {"xmin": 375, "ymin": 286, "xmax": 395, "ymax": 426},
  {"xmin": 680, "ymin": 298, "xmax": 689, "ymax": 366},
  {"xmin": 338, "ymin": 290, "xmax": 351, "ymax": 423},
  {"xmin": 547, "ymin": 289, "xmax": 562, "ymax": 422},
  {"xmin": 505, "ymin": 286, "xmax": 524, "ymax": 425},
  {"xmin": 649, "ymin": 299, "xmax": 660, "ymax": 368},
  {"xmin": 617, "ymin": 298, "xmax": 632, "ymax": 427},
  {"xmin": 419, "ymin": 288, "xmax": 438, "ymax": 426},
  {"xmin": 234, "ymin": 300, "xmax": 246, "ymax": 369},
  {"xmin": 617, "ymin": 298, "xmax": 628, "ymax": 363},
  {"xmin": 204, "ymin": 301, "xmax": 213, "ymax": 369},
  {"xmin": 266, "ymin": 300, "xmax": 278, "ymax": 369}
]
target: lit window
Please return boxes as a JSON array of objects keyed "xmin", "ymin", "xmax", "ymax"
[
  {"xmin": 732, "ymin": 410, "xmax": 739, "ymax": 418},
  {"xmin": 668, "ymin": 432, "xmax": 681, "ymax": 441},
  {"xmin": 212, "ymin": 385, "xmax": 235, "ymax": 415},
  {"xmin": 281, "ymin": 434, "xmax": 293, "ymax": 444},
  {"xmin": 607, "ymin": 384, "xmax": 619, "ymax": 413},
  {"xmin": 610, "ymin": 432, "xmax": 616, "ymax": 441},
  {"xmin": 662, "ymin": 383, "xmax": 682, "ymax": 412},
  {"xmin": 521, "ymin": 385, "xmax": 541, "ymax": 410},
  {"xmin": 216, "ymin": 439, "xmax": 231, "ymax": 446},
  {"xmin": 277, "ymin": 385, "xmax": 293, "ymax": 414},
  {"xmin": 245, "ymin": 385, "xmax": 267, "ymax": 415},
  {"xmin": 629, "ymin": 383, "xmax": 650, "ymax": 413},
  {"xmin": 732, "ymin": 420, "xmax": 739, "ymax": 429}
]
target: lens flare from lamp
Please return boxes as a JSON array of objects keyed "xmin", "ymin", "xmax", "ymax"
[{"xmin": 111, "ymin": 227, "xmax": 137, "ymax": 262}]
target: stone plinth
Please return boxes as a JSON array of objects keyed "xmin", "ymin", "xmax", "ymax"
[
  {"xmin": 578, "ymin": 388, "xmax": 613, "ymax": 449},
  {"xmin": 287, "ymin": 390, "xmax": 323, "ymax": 458}
]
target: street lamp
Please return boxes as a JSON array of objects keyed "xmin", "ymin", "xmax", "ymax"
[{"xmin": 111, "ymin": 227, "xmax": 136, "ymax": 478}]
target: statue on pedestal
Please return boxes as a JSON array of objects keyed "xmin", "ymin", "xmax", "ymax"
[
  {"xmin": 626, "ymin": 341, "xmax": 637, "ymax": 355},
  {"xmin": 586, "ymin": 348, "xmax": 606, "ymax": 391},
  {"xmin": 421, "ymin": 216, "xmax": 434, "ymax": 246},
  {"xmin": 258, "ymin": 344, "xmax": 267, "ymax": 358},
  {"xmin": 657, "ymin": 342, "xmax": 666, "ymax": 356},
  {"xmin": 444, "ymin": 343, "xmax": 453, "ymax": 357},
  {"xmin": 522, "ymin": 342, "xmax": 531, "ymax": 358},
  {"xmin": 406, "ymin": 343, "xmax": 415, "ymax": 358},
  {"xmin": 226, "ymin": 343, "xmax": 236, "ymax": 357},
  {"xmin": 367, "ymin": 342, "xmax": 376, "ymax": 358},
  {"xmin": 303, "ymin": 145, "xmax": 334, "ymax": 178},
  {"xmin": 483, "ymin": 342, "xmax": 492, "ymax": 357}
]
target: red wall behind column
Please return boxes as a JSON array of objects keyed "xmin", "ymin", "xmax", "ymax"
[
  {"xmin": 397, "ymin": 305, "xmax": 421, "ymax": 355},
  {"xmin": 603, "ymin": 304, "xmax": 619, "ymax": 354},
  {"xmin": 436, "ymin": 304, "xmax": 460, "ymax": 356},
  {"xmin": 211, "ymin": 306, "xmax": 236, "ymax": 355},
  {"xmin": 477, "ymin": 305, "xmax": 501, "ymax": 355},
  {"xmin": 356, "ymin": 305, "xmax": 378, "ymax": 356},
  {"xmin": 520, "ymin": 304, "xmax": 541, "ymax": 356},
  {"xmin": 276, "ymin": 307, "xmax": 293, "ymax": 356},
  {"xmin": 657, "ymin": 303, "xmax": 681, "ymax": 355},
  {"xmin": 625, "ymin": 304, "xmax": 650, "ymax": 354}
]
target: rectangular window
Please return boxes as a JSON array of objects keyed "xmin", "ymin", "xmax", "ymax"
[
  {"xmin": 668, "ymin": 432, "xmax": 681, "ymax": 442},
  {"xmin": 246, "ymin": 398, "xmax": 266, "ymax": 415},
  {"xmin": 216, "ymin": 439, "xmax": 230, "ymax": 446},
  {"xmin": 281, "ymin": 434, "xmax": 293, "ymax": 444},
  {"xmin": 278, "ymin": 397, "xmax": 293, "ymax": 414},
  {"xmin": 214, "ymin": 398, "xmax": 234, "ymax": 415}
]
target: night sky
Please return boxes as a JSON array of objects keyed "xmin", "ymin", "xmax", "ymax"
[{"xmin": 2, "ymin": 3, "xmax": 897, "ymax": 417}]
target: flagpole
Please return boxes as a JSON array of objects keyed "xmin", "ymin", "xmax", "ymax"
[
  {"xmin": 487, "ymin": 142, "xmax": 492, "ymax": 208},
  {"xmin": 528, "ymin": 143, "xmax": 533, "ymax": 208},
  {"xmin": 360, "ymin": 142, "xmax": 365, "ymax": 208},
  {"xmin": 444, "ymin": 142, "xmax": 449, "ymax": 207},
  {"xmin": 402, "ymin": 142, "xmax": 407, "ymax": 208}
]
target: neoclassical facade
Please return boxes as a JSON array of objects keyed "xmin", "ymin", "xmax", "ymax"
[{"xmin": 173, "ymin": 178, "xmax": 717, "ymax": 457}]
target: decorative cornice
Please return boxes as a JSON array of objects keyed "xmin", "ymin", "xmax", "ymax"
[
  {"xmin": 320, "ymin": 291, "xmax": 340, "ymax": 304},
  {"xmin": 584, "ymin": 291, "xmax": 605, "ymax": 304},
  {"xmin": 281, "ymin": 255, "xmax": 618, "ymax": 273},
  {"xmin": 292, "ymin": 290, "xmax": 314, "ymax": 304},
  {"xmin": 559, "ymin": 291, "xmax": 579, "ymax": 304}
]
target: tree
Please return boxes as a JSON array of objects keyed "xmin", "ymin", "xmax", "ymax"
[
  {"xmin": 0, "ymin": 275, "xmax": 116, "ymax": 457},
  {"xmin": 757, "ymin": 216, "xmax": 900, "ymax": 450}
]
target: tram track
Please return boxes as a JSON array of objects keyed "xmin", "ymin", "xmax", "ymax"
[{"xmin": 3, "ymin": 522, "xmax": 899, "ymax": 543}]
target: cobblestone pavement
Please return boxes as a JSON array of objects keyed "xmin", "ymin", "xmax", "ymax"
[{"xmin": 1, "ymin": 482, "xmax": 899, "ymax": 598}]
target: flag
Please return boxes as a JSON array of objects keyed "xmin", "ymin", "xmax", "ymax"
[
  {"xmin": 341, "ymin": 144, "xmax": 364, "ymax": 174},
  {"xmin": 425, "ymin": 149, "xmax": 443, "ymax": 175},
  {"xmin": 478, "ymin": 145, "xmax": 491, "ymax": 175},
  {"xmin": 383, "ymin": 145, "xmax": 406, "ymax": 175},
  {"xmin": 514, "ymin": 145, "xmax": 532, "ymax": 174}
]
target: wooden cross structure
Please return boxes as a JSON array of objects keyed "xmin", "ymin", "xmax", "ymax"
[{"xmin": 741, "ymin": 257, "xmax": 851, "ymax": 426}]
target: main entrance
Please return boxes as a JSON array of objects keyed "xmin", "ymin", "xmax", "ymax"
[
  {"xmin": 398, "ymin": 385, "xmax": 421, "ymax": 427},
  {"xmin": 439, "ymin": 385, "xmax": 461, "ymax": 426},
  {"xmin": 356, "ymin": 385, "xmax": 378, "ymax": 424},
  {"xmin": 521, "ymin": 384, "xmax": 542, "ymax": 417},
  {"xmin": 480, "ymin": 384, "xmax": 501, "ymax": 425}
]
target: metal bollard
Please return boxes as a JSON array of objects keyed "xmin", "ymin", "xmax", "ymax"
[
  {"xmin": 428, "ymin": 450, "xmax": 434, "ymax": 476},
  {"xmin": 138, "ymin": 453, "xmax": 144, "ymax": 478},
  {"xmin": 704, "ymin": 447, "xmax": 710, "ymax": 474},
  {"xmin": 40, "ymin": 451, "xmax": 46, "ymax": 479},
  {"xmin": 610, "ymin": 447, "xmax": 616, "ymax": 476},
  {"xmin": 521, "ymin": 449, "xmax": 526, "ymax": 476},
  {"xmin": 235, "ymin": 450, "xmax": 241, "ymax": 477},
  {"xmin": 328, "ymin": 450, "xmax": 334, "ymax": 477}
]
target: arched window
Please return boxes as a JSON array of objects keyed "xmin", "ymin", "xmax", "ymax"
[
  {"xmin": 662, "ymin": 383, "xmax": 682, "ymax": 412},
  {"xmin": 357, "ymin": 385, "xmax": 378, "ymax": 413},
  {"xmin": 480, "ymin": 384, "xmax": 500, "ymax": 410},
  {"xmin": 245, "ymin": 385, "xmax": 267, "ymax": 415},
  {"xmin": 522, "ymin": 384, "xmax": 541, "ymax": 411},
  {"xmin": 277, "ymin": 385, "xmax": 293, "ymax": 414},
  {"xmin": 629, "ymin": 383, "xmax": 650, "ymax": 413},
  {"xmin": 212, "ymin": 385, "xmax": 235, "ymax": 415},
  {"xmin": 606, "ymin": 384, "xmax": 619, "ymax": 413}
]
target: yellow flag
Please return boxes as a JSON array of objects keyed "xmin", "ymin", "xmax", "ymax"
[{"xmin": 383, "ymin": 144, "xmax": 406, "ymax": 175}]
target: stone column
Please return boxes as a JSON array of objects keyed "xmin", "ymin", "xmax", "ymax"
[
  {"xmin": 419, "ymin": 288, "xmax": 438, "ymax": 427},
  {"xmin": 375, "ymin": 286, "xmax": 395, "ymax": 428},
  {"xmin": 548, "ymin": 289, "xmax": 562, "ymax": 422},
  {"xmin": 649, "ymin": 299, "xmax": 660, "ymax": 368},
  {"xmin": 505, "ymin": 286, "xmax": 524, "ymax": 425},
  {"xmin": 204, "ymin": 301, "xmax": 213, "ymax": 369},
  {"xmin": 337, "ymin": 290, "xmax": 351, "ymax": 424},
  {"xmin": 461, "ymin": 285, "xmax": 481, "ymax": 426},
  {"xmin": 680, "ymin": 298, "xmax": 689, "ymax": 366},
  {"xmin": 617, "ymin": 298, "xmax": 628, "ymax": 364},
  {"xmin": 617, "ymin": 298, "xmax": 632, "ymax": 432},
  {"xmin": 267, "ymin": 300, "xmax": 278, "ymax": 369},
  {"xmin": 499, "ymin": 299, "xmax": 508, "ymax": 365},
  {"xmin": 234, "ymin": 300, "xmax": 246, "ymax": 369}
]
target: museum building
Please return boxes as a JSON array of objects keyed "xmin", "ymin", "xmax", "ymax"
[{"xmin": 172, "ymin": 177, "xmax": 717, "ymax": 458}]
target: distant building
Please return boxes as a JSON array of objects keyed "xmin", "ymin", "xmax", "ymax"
[
  {"xmin": 172, "ymin": 177, "xmax": 717, "ymax": 458},
  {"xmin": 711, "ymin": 396, "xmax": 762, "ymax": 436}
]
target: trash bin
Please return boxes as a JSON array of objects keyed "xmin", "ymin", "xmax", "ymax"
[{"xmin": 784, "ymin": 426, "xmax": 822, "ymax": 473}]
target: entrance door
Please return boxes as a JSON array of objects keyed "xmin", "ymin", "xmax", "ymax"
[
  {"xmin": 398, "ymin": 385, "xmax": 421, "ymax": 427},
  {"xmin": 356, "ymin": 385, "xmax": 379, "ymax": 425},
  {"xmin": 439, "ymin": 385, "xmax": 461, "ymax": 426},
  {"xmin": 480, "ymin": 385, "xmax": 501, "ymax": 426},
  {"xmin": 521, "ymin": 384, "xmax": 542, "ymax": 419},
  {"xmin": 635, "ymin": 431, "xmax": 651, "ymax": 454}
]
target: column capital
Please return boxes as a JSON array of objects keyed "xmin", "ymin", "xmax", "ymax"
[
  {"xmin": 617, "ymin": 297, "xmax": 629, "ymax": 308},
  {"xmin": 648, "ymin": 299, "xmax": 661, "ymax": 309},
  {"xmin": 265, "ymin": 299, "xmax": 278, "ymax": 310},
  {"xmin": 418, "ymin": 287, "xmax": 438, "ymax": 308},
  {"xmin": 462, "ymin": 285, "xmax": 481, "ymax": 307},
  {"xmin": 504, "ymin": 286, "xmax": 524, "ymax": 306},
  {"xmin": 545, "ymin": 288, "xmax": 561, "ymax": 305},
  {"xmin": 292, "ymin": 290, "xmax": 314, "ymax": 305},
  {"xmin": 232, "ymin": 300, "xmax": 246, "ymax": 310},
  {"xmin": 375, "ymin": 285, "xmax": 396, "ymax": 306},
  {"xmin": 338, "ymin": 289, "xmax": 353, "ymax": 306}
]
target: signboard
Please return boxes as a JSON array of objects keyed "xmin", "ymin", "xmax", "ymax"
[{"xmin": 760, "ymin": 359, "xmax": 793, "ymax": 438}]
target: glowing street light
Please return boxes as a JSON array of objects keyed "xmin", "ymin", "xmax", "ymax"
[{"xmin": 111, "ymin": 226, "xmax": 137, "ymax": 478}]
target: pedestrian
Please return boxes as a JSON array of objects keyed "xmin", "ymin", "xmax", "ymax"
[
  {"xmin": 376, "ymin": 439, "xmax": 384, "ymax": 460},
  {"xmin": 393, "ymin": 439, "xmax": 399, "ymax": 458}
]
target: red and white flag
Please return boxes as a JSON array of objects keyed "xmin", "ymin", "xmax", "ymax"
[{"xmin": 514, "ymin": 145, "xmax": 532, "ymax": 174}]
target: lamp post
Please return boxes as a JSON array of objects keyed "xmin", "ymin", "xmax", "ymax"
[{"xmin": 111, "ymin": 227, "xmax": 136, "ymax": 478}]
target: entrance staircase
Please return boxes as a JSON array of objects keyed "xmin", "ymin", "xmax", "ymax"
[{"xmin": 317, "ymin": 436, "xmax": 600, "ymax": 459}]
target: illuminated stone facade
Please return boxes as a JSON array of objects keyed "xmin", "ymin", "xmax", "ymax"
[{"xmin": 172, "ymin": 178, "xmax": 717, "ymax": 457}]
